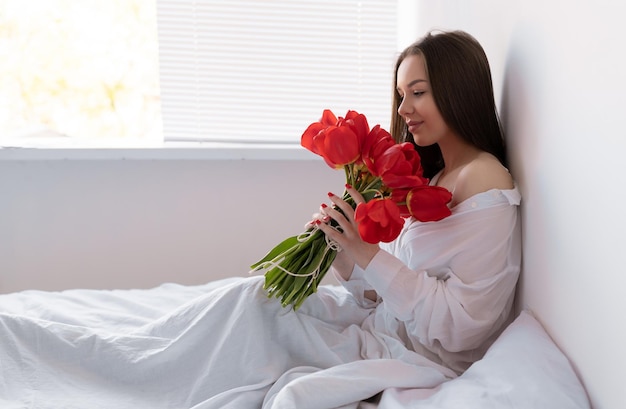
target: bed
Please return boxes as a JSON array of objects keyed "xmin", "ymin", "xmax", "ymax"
[{"xmin": 0, "ymin": 279, "xmax": 591, "ymax": 409}]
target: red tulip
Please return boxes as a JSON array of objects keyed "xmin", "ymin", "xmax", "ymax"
[
  {"xmin": 407, "ymin": 185, "xmax": 453, "ymax": 222},
  {"xmin": 390, "ymin": 187, "xmax": 412, "ymax": 218},
  {"xmin": 339, "ymin": 110, "xmax": 370, "ymax": 148},
  {"xmin": 377, "ymin": 142, "xmax": 428, "ymax": 189},
  {"xmin": 301, "ymin": 109, "xmax": 364, "ymax": 168},
  {"xmin": 301, "ymin": 109, "xmax": 338, "ymax": 156},
  {"xmin": 361, "ymin": 125, "xmax": 395, "ymax": 175},
  {"xmin": 321, "ymin": 126, "xmax": 360, "ymax": 168},
  {"xmin": 355, "ymin": 198, "xmax": 404, "ymax": 243}
]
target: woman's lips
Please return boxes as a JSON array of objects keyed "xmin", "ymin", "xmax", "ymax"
[{"xmin": 407, "ymin": 121, "xmax": 422, "ymax": 133}]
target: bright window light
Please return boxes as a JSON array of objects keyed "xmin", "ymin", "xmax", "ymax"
[
  {"xmin": 0, "ymin": 0, "xmax": 400, "ymax": 148},
  {"xmin": 0, "ymin": 0, "xmax": 161, "ymax": 146}
]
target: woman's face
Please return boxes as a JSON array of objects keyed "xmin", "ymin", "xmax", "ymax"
[{"xmin": 396, "ymin": 54, "xmax": 452, "ymax": 147}]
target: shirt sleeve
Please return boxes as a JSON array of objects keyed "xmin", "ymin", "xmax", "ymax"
[
  {"xmin": 362, "ymin": 202, "xmax": 521, "ymax": 353},
  {"xmin": 330, "ymin": 264, "xmax": 380, "ymax": 308}
]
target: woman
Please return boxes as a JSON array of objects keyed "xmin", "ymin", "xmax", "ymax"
[
  {"xmin": 317, "ymin": 29, "xmax": 519, "ymax": 372},
  {"xmin": 0, "ymin": 31, "xmax": 521, "ymax": 409}
]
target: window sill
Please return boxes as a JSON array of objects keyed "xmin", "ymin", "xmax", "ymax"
[{"xmin": 0, "ymin": 141, "xmax": 317, "ymax": 161}]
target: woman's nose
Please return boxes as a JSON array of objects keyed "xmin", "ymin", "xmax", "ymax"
[{"xmin": 397, "ymin": 97, "xmax": 410, "ymax": 116}]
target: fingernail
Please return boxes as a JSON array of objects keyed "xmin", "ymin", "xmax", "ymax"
[
  {"xmin": 345, "ymin": 183, "xmax": 352, "ymax": 189},
  {"xmin": 322, "ymin": 216, "xmax": 330, "ymax": 222},
  {"xmin": 321, "ymin": 203, "xmax": 328, "ymax": 208},
  {"xmin": 314, "ymin": 219, "xmax": 322, "ymax": 225},
  {"xmin": 327, "ymin": 192, "xmax": 334, "ymax": 197}
]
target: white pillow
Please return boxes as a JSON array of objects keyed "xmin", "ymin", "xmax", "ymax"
[{"xmin": 410, "ymin": 310, "xmax": 591, "ymax": 408}]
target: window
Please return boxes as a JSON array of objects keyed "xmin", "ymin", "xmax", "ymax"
[
  {"xmin": 1, "ymin": 0, "xmax": 403, "ymax": 148},
  {"xmin": 157, "ymin": 0, "xmax": 399, "ymax": 144},
  {"xmin": 0, "ymin": 0, "xmax": 161, "ymax": 147}
]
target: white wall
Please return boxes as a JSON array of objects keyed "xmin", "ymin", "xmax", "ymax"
[
  {"xmin": 412, "ymin": 1, "xmax": 625, "ymax": 408},
  {"xmin": 1, "ymin": 1, "xmax": 624, "ymax": 407},
  {"xmin": 0, "ymin": 156, "xmax": 344, "ymax": 292}
]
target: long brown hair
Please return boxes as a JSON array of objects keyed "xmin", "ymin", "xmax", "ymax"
[{"xmin": 390, "ymin": 30, "xmax": 506, "ymax": 179}]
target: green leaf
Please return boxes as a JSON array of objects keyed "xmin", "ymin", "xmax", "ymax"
[
  {"xmin": 250, "ymin": 235, "xmax": 300, "ymax": 270},
  {"xmin": 282, "ymin": 240, "xmax": 336, "ymax": 308},
  {"xmin": 281, "ymin": 274, "xmax": 309, "ymax": 306},
  {"xmin": 264, "ymin": 267, "xmax": 284, "ymax": 290},
  {"xmin": 297, "ymin": 242, "xmax": 328, "ymax": 278}
]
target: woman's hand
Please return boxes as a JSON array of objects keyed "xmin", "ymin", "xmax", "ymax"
[
  {"xmin": 306, "ymin": 199, "xmax": 355, "ymax": 281},
  {"xmin": 316, "ymin": 185, "xmax": 381, "ymax": 271}
]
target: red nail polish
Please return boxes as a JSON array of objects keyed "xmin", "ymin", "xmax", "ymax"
[
  {"xmin": 321, "ymin": 203, "xmax": 327, "ymax": 208},
  {"xmin": 327, "ymin": 192, "xmax": 334, "ymax": 197},
  {"xmin": 345, "ymin": 183, "xmax": 352, "ymax": 189},
  {"xmin": 314, "ymin": 219, "xmax": 321, "ymax": 225}
]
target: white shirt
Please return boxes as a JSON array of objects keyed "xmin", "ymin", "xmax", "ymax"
[{"xmin": 334, "ymin": 186, "xmax": 522, "ymax": 373}]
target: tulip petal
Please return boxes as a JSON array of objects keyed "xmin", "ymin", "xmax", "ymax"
[
  {"xmin": 407, "ymin": 186, "xmax": 453, "ymax": 222},
  {"xmin": 355, "ymin": 199, "xmax": 403, "ymax": 243},
  {"xmin": 323, "ymin": 126, "xmax": 360, "ymax": 167}
]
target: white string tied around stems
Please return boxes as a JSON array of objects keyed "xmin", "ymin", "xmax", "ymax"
[{"xmin": 260, "ymin": 224, "xmax": 342, "ymax": 279}]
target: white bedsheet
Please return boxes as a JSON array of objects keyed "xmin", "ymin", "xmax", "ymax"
[{"xmin": 0, "ymin": 278, "xmax": 591, "ymax": 409}]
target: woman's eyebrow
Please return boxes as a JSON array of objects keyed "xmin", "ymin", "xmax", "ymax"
[
  {"xmin": 407, "ymin": 79, "xmax": 427, "ymax": 87},
  {"xmin": 397, "ymin": 79, "xmax": 427, "ymax": 92}
]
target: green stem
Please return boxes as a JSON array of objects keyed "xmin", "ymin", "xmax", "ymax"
[{"xmin": 344, "ymin": 165, "xmax": 353, "ymax": 187}]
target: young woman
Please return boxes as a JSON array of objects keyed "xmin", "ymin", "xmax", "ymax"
[
  {"xmin": 0, "ymin": 30, "xmax": 521, "ymax": 409},
  {"xmin": 317, "ymin": 29, "xmax": 519, "ymax": 373}
]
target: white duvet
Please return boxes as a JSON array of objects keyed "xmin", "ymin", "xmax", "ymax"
[
  {"xmin": 0, "ymin": 277, "xmax": 591, "ymax": 409},
  {"xmin": 1, "ymin": 277, "xmax": 454, "ymax": 409}
]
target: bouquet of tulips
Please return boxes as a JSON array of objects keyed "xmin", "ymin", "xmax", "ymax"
[{"xmin": 250, "ymin": 109, "xmax": 452, "ymax": 310}]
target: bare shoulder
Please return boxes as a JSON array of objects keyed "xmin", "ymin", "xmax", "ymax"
[{"xmin": 453, "ymin": 153, "xmax": 514, "ymax": 205}]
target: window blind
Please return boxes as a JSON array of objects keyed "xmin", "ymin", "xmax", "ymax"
[{"xmin": 156, "ymin": 0, "xmax": 399, "ymax": 143}]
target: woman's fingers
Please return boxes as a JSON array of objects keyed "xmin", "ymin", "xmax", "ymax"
[
  {"xmin": 305, "ymin": 208, "xmax": 330, "ymax": 229},
  {"xmin": 344, "ymin": 184, "xmax": 365, "ymax": 205},
  {"xmin": 327, "ymin": 192, "xmax": 355, "ymax": 220},
  {"xmin": 316, "ymin": 218, "xmax": 345, "ymax": 246},
  {"xmin": 316, "ymin": 187, "xmax": 381, "ymax": 270},
  {"xmin": 323, "ymin": 193, "xmax": 361, "ymax": 242},
  {"xmin": 316, "ymin": 186, "xmax": 364, "ymax": 239}
]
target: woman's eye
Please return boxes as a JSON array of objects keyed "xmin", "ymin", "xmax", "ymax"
[{"xmin": 413, "ymin": 91, "xmax": 425, "ymax": 97}]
